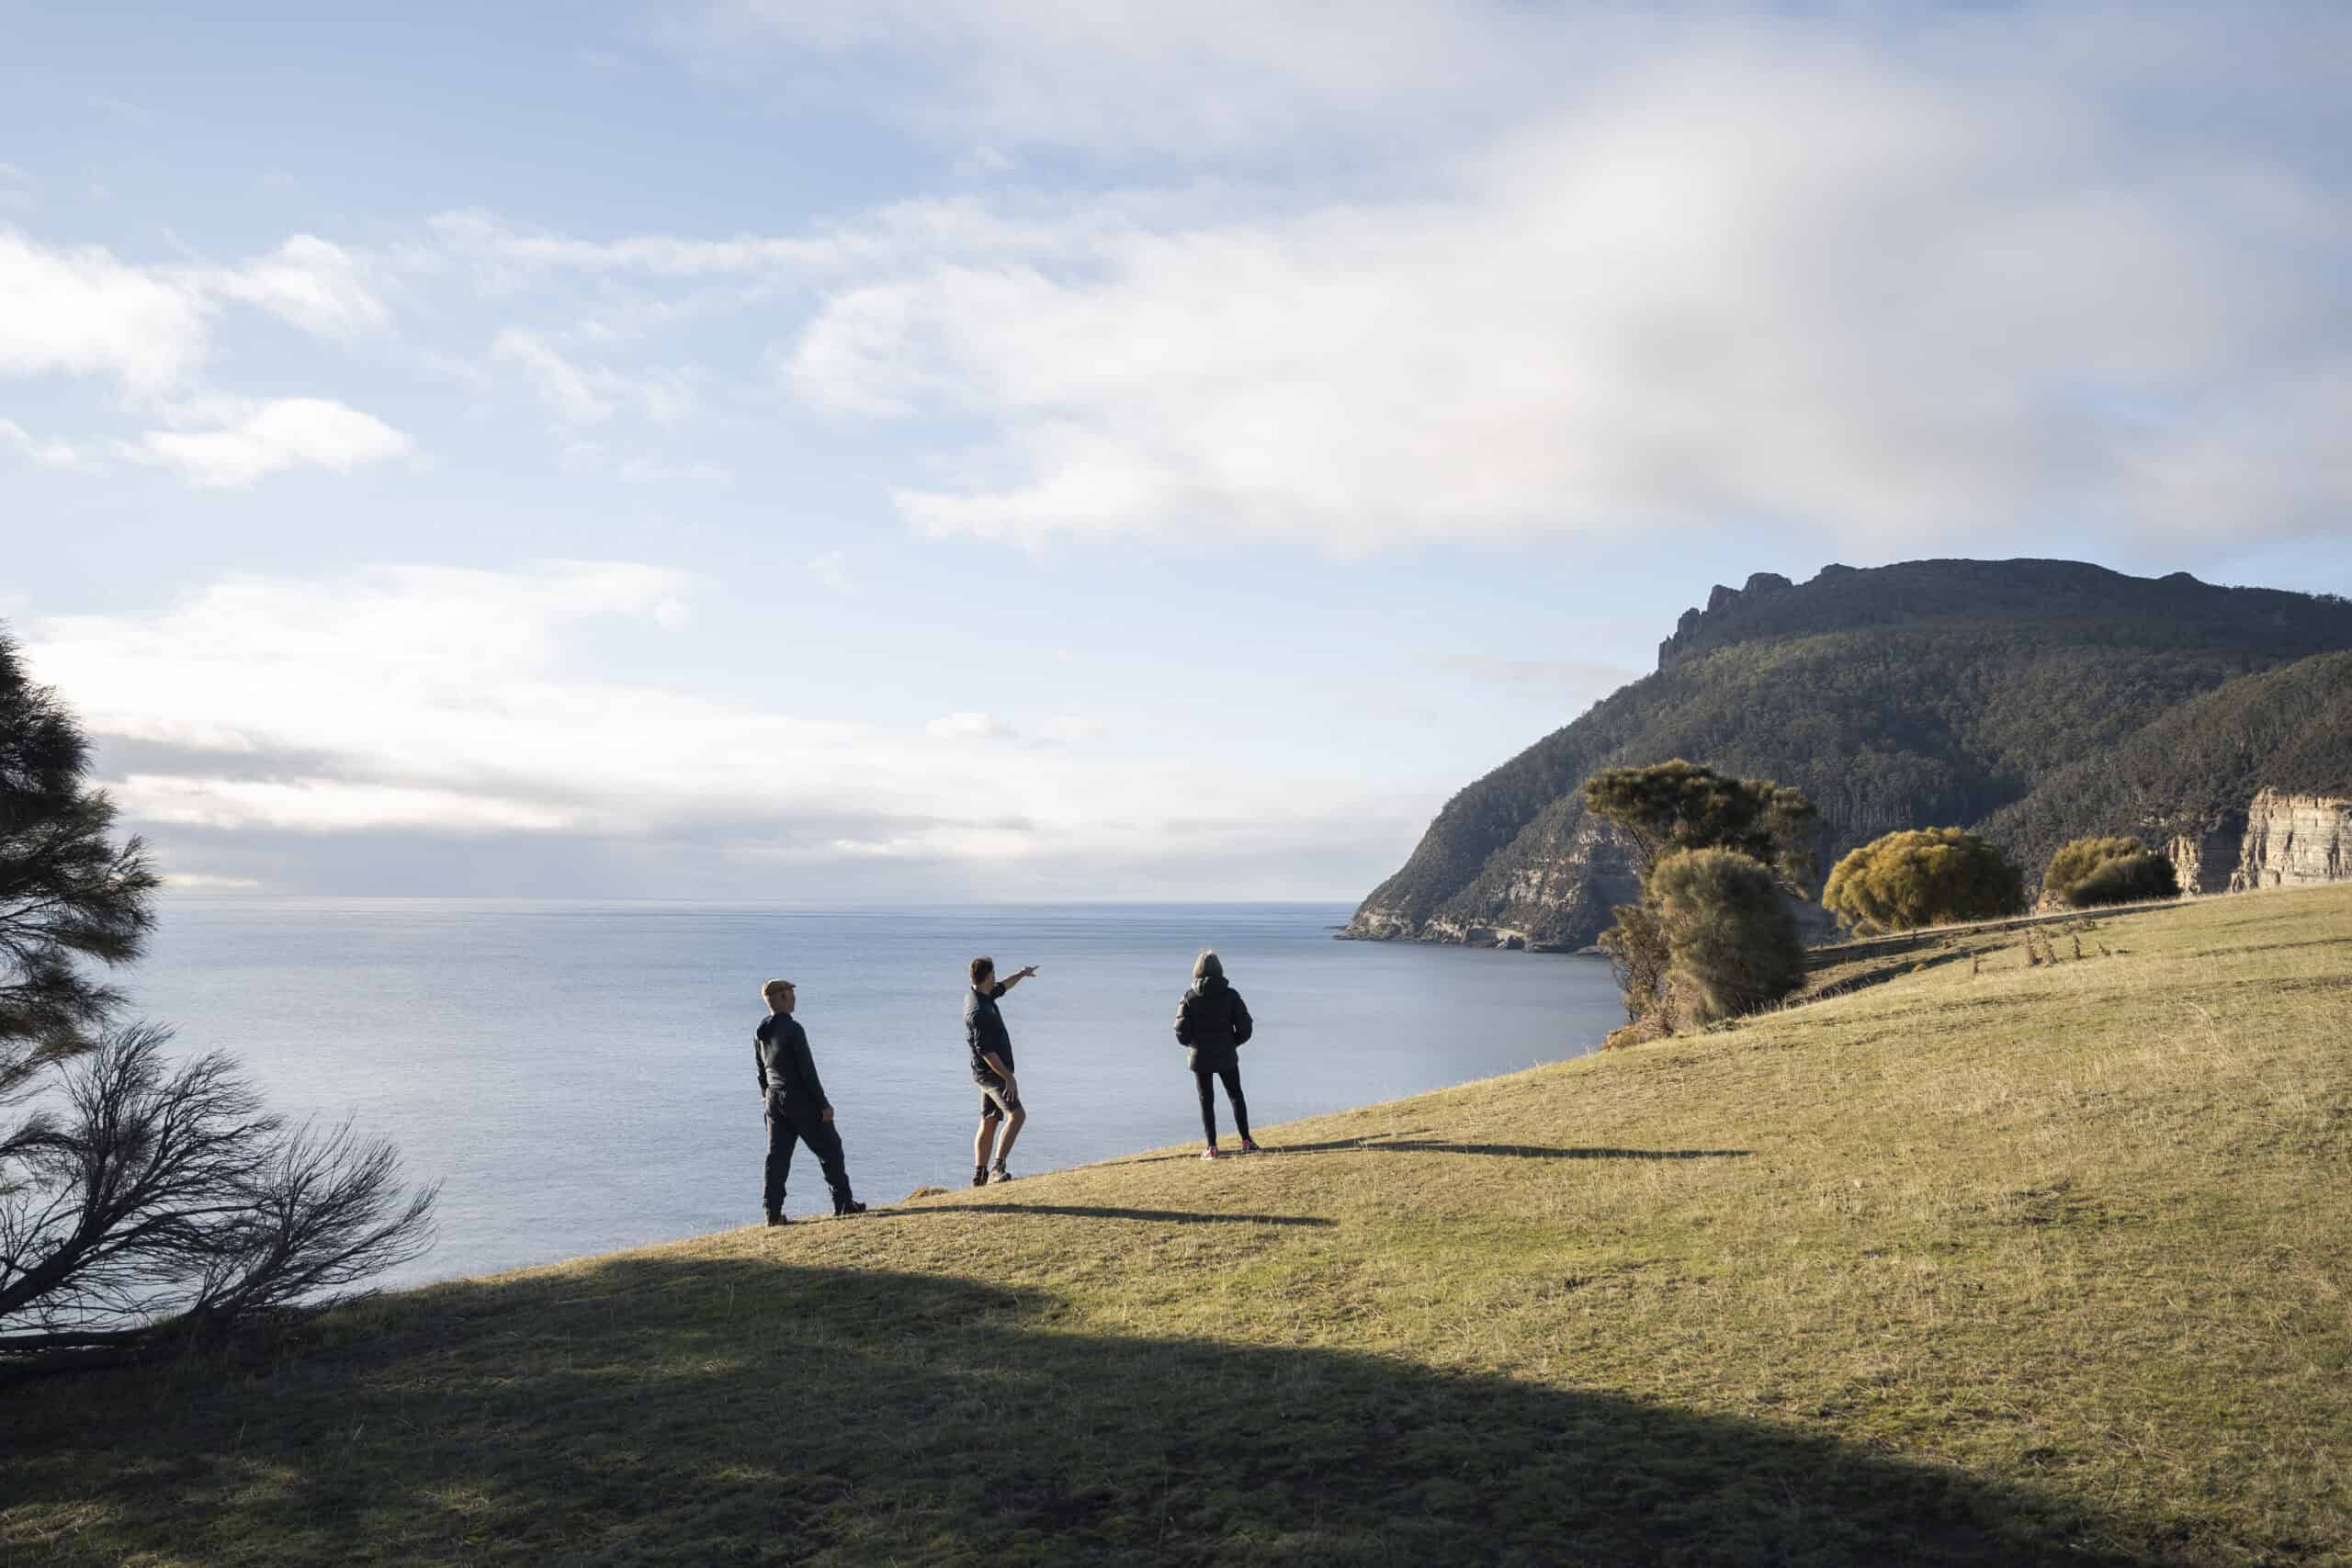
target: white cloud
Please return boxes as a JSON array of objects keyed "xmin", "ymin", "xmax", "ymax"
[
  {"xmin": 0, "ymin": 229, "xmax": 215, "ymax": 391},
  {"xmin": 0, "ymin": 417, "xmax": 102, "ymax": 471},
  {"xmin": 492, "ymin": 328, "xmax": 694, "ymax": 425},
  {"xmin": 925, "ymin": 710, "xmax": 1011, "ymax": 741},
  {"xmin": 130, "ymin": 397, "xmax": 413, "ymax": 487},
  {"xmin": 159, "ymin": 873, "xmax": 266, "ymax": 892},
  {"xmin": 121, "ymin": 776, "xmax": 574, "ymax": 833},
  {"xmin": 22, "ymin": 563, "xmax": 1395, "ymax": 891},
  {"xmin": 0, "ymin": 228, "xmax": 393, "ymax": 395},
  {"xmin": 760, "ymin": 27, "xmax": 2352, "ymax": 551},
  {"xmin": 206, "ymin": 234, "xmax": 390, "ymax": 337}
]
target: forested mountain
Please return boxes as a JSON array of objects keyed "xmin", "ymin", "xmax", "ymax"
[
  {"xmin": 1349, "ymin": 560, "xmax": 2352, "ymax": 949},
  {"xmin": 1982, "ymin": 649, "xmax": 2352, "ymax": 886}
]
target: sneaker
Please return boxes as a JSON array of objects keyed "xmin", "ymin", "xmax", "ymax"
[
  {"xmin": 990, "ymin": 1161, "xmax": 1015, "ymax": 1184},
  {"xmin": 1201, "ymin": 1146, "xmax": 1223, "ymax": 1161},
  {"xmin": 764, "ymin": 1213, "xmax": 787, "ymax": 1227},
  {"xmin": 971, "ymin": 1165, "xmax": 990, "ymax": 1189},
  {"xmin": 834, "ymin": 1201, "xmax": 867, "ymax": 1217},
  {"xmin": 1238, "ymin": 1140, "xmax": 1262, "ymax": 1155}
]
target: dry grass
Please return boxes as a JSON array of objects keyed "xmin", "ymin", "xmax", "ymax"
[{"xmin": 5, "ymin": 886, "xmax": 2348, "ymax": 1565}]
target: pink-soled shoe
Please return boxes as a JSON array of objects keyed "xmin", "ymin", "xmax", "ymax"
[
  {"xmin": 1238, "ymin": 1140, "xmax": 1262, "ymax": 1155},
  {"xmin": 1201, "ymin": 1146, "xmax": 1223, "ymax": 1160}
]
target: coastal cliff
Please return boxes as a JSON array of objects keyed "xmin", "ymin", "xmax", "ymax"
[
  {"xmin": 1349, "ymin": 561, "xmax": 2352, "ymax": 950},
  {"xmin": 2230, "ymin": 789, "xmax": 2352, "ymax": 892}
]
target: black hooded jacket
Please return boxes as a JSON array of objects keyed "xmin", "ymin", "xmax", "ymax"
[{"xmin": 1173, "ymin": 975, "xmax": 1253, "ymax": 1072}]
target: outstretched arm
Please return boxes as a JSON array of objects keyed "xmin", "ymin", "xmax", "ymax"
[{"xmin": 997, "ymin": 964, "xmax": 1039, "ymax": 994}]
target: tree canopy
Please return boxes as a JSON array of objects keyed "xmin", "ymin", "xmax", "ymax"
[{"xmin": 1583, "ymin": 759, "xmax": 1818, "ymax": 892}]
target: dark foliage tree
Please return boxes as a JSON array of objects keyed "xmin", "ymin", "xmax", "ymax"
[
  {"xmin": 2044, "ymin": 837, "xmax": 2178, "ymax": 908},
  {"xmin": 2044, "ymin": 838, "xmax": 2179, "ymax": 908},
  {"xmin": 1646, "ymin": 849, "xmax": 1807, "ymax": 1025},
  {"xmin": 1, "ymin": 632, "xmax": 158, "ymax": 1166},
  {"xmin": 1822, "ymin": 828, "xmax": 2026, "ymax": 934},
  {"xmin": 1584, "ymin": 761, "xmax": 1816, "ymax": 1029},
  {"xmin": 1582, "ymin": 759, "xmax": 1819, "ymax": 891},
  {"xmin": 0, "ymin": 628, "xmax": 434, "ymax": 1368}
]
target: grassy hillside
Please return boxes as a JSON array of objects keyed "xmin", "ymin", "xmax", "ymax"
[{"xmin": 6, "ymin": 886, "xmax": 2350, "ymax": 1566}]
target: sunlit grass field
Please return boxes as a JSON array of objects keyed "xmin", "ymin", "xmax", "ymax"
[{"xmin": 6, "ymin": 885, "xmax": 2348, "ymax": 1565}]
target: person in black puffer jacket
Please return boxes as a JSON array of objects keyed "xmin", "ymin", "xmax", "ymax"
[{"xmin": 1173, "ymin": 949, "xmax": 1258, "ymax": 1158}]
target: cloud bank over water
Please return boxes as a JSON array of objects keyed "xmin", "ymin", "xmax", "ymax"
[{"xmin": 23, "ymin": 563, "xmax": 1422, "ymax": 899}]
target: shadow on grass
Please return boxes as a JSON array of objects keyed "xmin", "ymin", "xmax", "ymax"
[
  {"xmin": 1117, "ymin": 1138, "xmax": 1750, "ymax": 1166},
  {"xmin": 899, "ymin": 1203, "xmax": 1334, "ymax": 1227},
  {"xmin": 1, "ymin": 1254, "xmax": 2163, "ymax": 1566}
]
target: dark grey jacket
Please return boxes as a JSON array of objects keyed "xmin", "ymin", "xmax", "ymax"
[
  {"xmin": 1173, "ymin": 976, "xmax": 1253, "ymax": 1072},
  {"xmin": 755, "ymin": 1013, "xmax": 830, "ymax": 1108},
  {"xmin": 964, "ymin": 982, "xmax": 1013, "ymax": 1081}
]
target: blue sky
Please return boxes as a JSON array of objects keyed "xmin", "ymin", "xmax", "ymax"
[{"xmin": 5, "ymin": 1, "xmax": 2350, "ymax": 900}]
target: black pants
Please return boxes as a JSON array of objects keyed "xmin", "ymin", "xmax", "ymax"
[
  {"xmin": 764, "ymin": 1095, "xmax": 854, "ymax": 1216},
  {"xmin": 1194, "ymin": 1062, "xmax": 1250, "ymax": 1146}
]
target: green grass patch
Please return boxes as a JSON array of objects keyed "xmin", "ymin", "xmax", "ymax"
[{"xmin": 6, "ymin": 886, "xmax": 2349, "ymax": 1564}]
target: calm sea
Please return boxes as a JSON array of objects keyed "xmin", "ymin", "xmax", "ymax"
[{"xmin": 130, "ymin": 900, "xmax": 1623, "ymax": 1285}]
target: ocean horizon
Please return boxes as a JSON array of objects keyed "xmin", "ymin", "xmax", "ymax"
[{"xmin": 129, "ymin": 897, "xmax": 1626, "ymax": 1286}]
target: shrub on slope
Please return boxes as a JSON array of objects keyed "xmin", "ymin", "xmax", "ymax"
[
  {"xmin": 1823, "ymin": 828, "xmax": 2025, "ymax": 933},
  {"xmin": 1648, "ymin": 848, "xmax": 1807, "ymax": 1024},
  {"xmin": 2046, "ymin": 838, "xmax": 2179, "ymax": 908}
]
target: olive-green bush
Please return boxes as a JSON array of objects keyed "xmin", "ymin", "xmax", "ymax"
[
  {"xmin": 1645, "ymin": 848, "xmax": 1806, "ymax": 1025},
  {"xmin": 1821, "ymin": 827, "xmax": 2025, "ymax": 933},
  {"xmin": 2064, "ymin": 849, "xmax": 2179, "ymax": 908},
  {"xmin": 2045, "ymin": 837, "xmax": 2179, "ymax": 908}
]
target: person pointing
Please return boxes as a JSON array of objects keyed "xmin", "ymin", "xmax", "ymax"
[{"xmin": 965, "ymin": 956, "xmax": 1038, "ymax": 1186}]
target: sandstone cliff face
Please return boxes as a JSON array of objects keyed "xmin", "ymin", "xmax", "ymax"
[
  {"xmin": 2165, "ymin": 816, "xmax": 2245, "ymax": 897},
  {"xmin": 2229, "ymin": 789, "xmax": 2352, "ymax": 892}
]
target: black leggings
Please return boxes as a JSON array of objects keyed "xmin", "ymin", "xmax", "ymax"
[{"xmin": 1194, "ymin": 1063, "xmax": 1250, "ymax": 1146}]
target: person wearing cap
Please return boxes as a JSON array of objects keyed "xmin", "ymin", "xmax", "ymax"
[{"xmin": 754, "ymin": 977, "xmax": 865, "ymax": 1224}]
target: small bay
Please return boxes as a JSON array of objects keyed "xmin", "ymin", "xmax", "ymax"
[{"xmin": 133, "ymin": 899, "xmax": 1623, "ymax": 1284}]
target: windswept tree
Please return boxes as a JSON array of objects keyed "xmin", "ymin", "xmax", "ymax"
[
  {"xmin": 1583, "ymin": 759, "xmax": 1820, "ymax": 891},
  {"xmin": 0, "ymin": 628, "xmax": 435, "ymax": 1368},
  {"xmin": 0, "ymin": 633, "xmax": 157, "ymax": 1165},
  {"xmin": 1586, "ymin": 761, "xmax": 1818, "ymax": 1034},
  {"xmin": 1823, "ymin": 828, "xmax": 2026, "ymax": 934}
]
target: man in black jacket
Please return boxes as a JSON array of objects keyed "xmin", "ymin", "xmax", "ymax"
[{"xmin": 755, "ymin": 978, "xmax": 865, "ymax": 1224}]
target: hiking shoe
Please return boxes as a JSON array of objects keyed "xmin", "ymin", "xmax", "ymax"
[
  {"xmin": 971, "ymin": 1165, "xmax": 989, "ymax": 1188},
  {"xmin": 764, "ymin": 1213, "xmax": 787, "ymax": 1227},
  {"xmin": 1201, "ymin": 1146, "xmax": 1223, "ymax": 1161},
  {"xmin": 1238, "ymin": 1140, "xmax": 1262, "ymax": 1155},
  {"xmin": 990, "ymin": 1161, "xmax": 1015, "ymax": 1184},
  {"xmin": 834, "ymin": 1201, "xmax": 867, "ymax": 1217}
]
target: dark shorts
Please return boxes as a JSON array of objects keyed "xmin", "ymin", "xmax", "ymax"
[{"xmin": 976, "ymin": 1073, "xmax": 1023, "ymax": 1118}]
